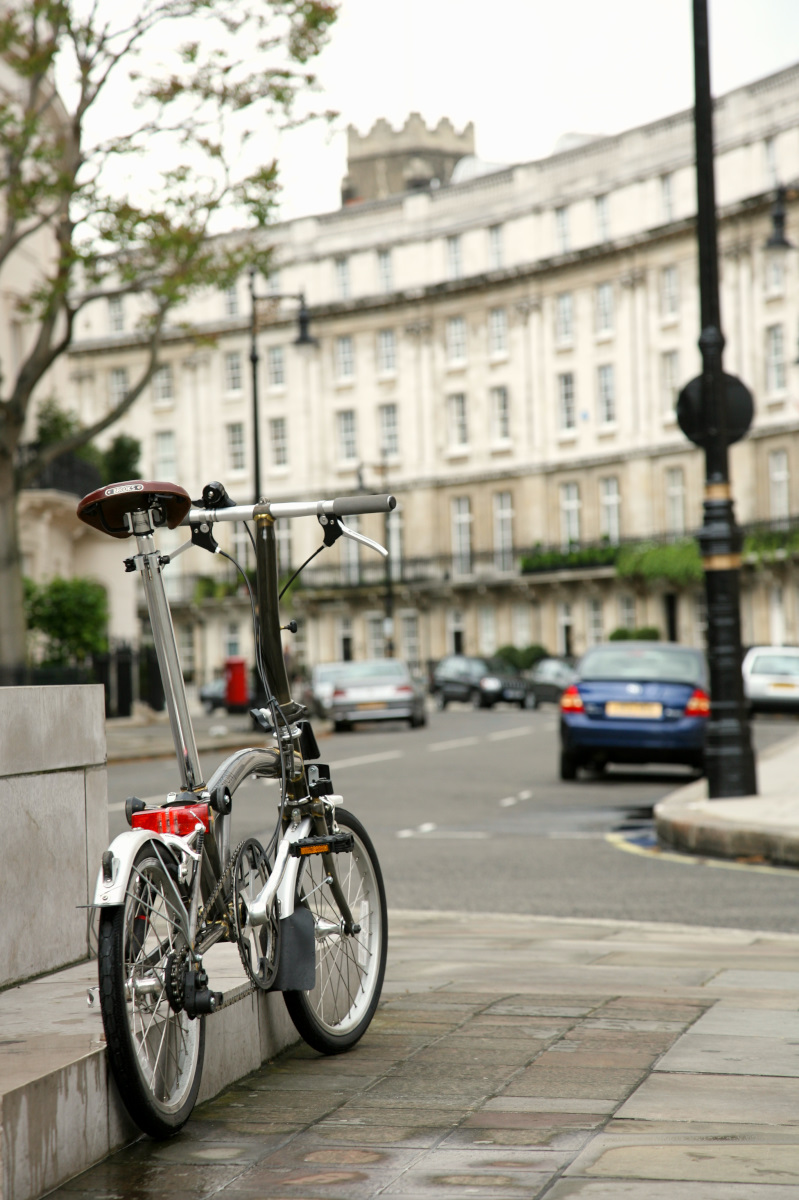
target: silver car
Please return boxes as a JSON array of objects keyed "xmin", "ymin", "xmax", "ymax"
[
  {"xmin": 327, "ymin": 659, "xmax": 427, "ymax": 731},
  {"xmin": 742, "ymin": 645, "xmax": 799, "ymax": 714}
]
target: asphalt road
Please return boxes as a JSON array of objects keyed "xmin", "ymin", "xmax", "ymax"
[{"xmin": 107, "ymin": 705, "xmax": 799, "ymax": 933}]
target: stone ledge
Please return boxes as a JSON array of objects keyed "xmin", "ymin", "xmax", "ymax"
[{"xmin": 0, "ymin": 947, "xmax": 298, "ymax": 1200}]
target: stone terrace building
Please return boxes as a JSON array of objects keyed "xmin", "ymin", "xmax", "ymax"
[{"xmin": 66, "ymin": 68, "xmax": 799, "ymax": 682}]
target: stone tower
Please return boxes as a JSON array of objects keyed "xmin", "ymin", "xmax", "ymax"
[{"xmin": 342, "ymin": 113, "xmax": 475, "ymax": 204}]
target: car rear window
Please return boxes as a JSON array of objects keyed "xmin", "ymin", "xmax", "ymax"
[
  {"xmin": 579, "ymin": 645, "xmax": 705, "ymax": 685},
  {"xmin": 337, "ymin": 660, "xmax": 409, "ymax": 681},
  {"xmin": 749, "ymin": 653, "xmax": 799, "ymax": 676}
]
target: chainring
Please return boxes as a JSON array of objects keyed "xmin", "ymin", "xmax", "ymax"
[
  {"xmin": 232, "ymin": 837, "xmax": 281, "ymax": 990},
  {"xmin": 164, "ymin": 944, "xmax": 191, "ymax": 1013}
]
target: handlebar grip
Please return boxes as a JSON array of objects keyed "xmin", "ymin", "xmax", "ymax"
[{"xmin": 331, "ymin": 494, "xmax": 396, "ymax": 516}]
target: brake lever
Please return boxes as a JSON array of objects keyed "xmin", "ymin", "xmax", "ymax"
[{"xmin": 339, "ymin": 520, "xmax": 389, "ymax": 558}]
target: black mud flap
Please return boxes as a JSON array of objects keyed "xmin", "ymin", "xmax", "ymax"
[{"xmin": 269, "ymin": 906, "xmax": 316, "ymax": 992}]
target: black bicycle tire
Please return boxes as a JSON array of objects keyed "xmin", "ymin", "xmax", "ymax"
[
  {"xmin": 283, "ymin": 808, "xmax": 388, "ymax": 1054},
  {"xmin": 98, "ymin": 847, "xmax": 205, "ymax": 1138}
]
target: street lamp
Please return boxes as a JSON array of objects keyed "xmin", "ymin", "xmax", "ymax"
[
  {"xmin": 248, "ymin": 267, "xmax": 316, "ymax": 504},
  {"xmin": 681, "ymin": 0, "xmax": 757, "ymax": 797}
]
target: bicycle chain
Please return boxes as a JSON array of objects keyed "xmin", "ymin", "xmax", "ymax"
[{"xmin": 198, "ymin": 838, "xmax": 247, "ymax": 925}]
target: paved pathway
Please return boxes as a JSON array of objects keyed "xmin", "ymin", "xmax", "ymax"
[{"xmin": 51, "ymin": 909, "xmax": 799, "ymax": 1198}]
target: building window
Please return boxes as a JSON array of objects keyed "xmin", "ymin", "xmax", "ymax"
[
  {"xmin": 512, "ymin": 604, "xmax": 531, "ymax": 648},
  {"xmin": 224, "ymin": 351, "xmax": 242, "ymax": 393},
  {"xmin": 377, "ymin": 328, "xmax": 397, "ymax": 374},
  {"xmin": 490, "ymin": 385, "xmax": 511, "ymax": 442},
  {"xmin": 660, "ymin": 265, "xmax": 679, "ymax": 317},
  {"xmin": 600, "ymin": 476, "xmax": 621, "ymax": 544},
  {"xmin": 154, "ymin": 429, "xmax": 177, "ymax": 479},
  {"xmin": 597, "ymin": 364, "xmax": 616, "ymax": 425},
  {"xmin": 555, "ymin": 292, "xmax": 573, "ymax": 343},
  {"xmin": 226, "ymin": 422, "xmax": 246, "ymax": 472},
  {"xmin": 488, "ymin": 307, "xmax": 508, "ymax": 356},
  {"xmin": 766, "ymin": 324, "xmax": 786, "ymax": 394},
  {"xmin": 366, "ymin": 614, "xmax": 385, "ymax": 659},
  {"xmin": 478, "ymin": 606, "xmax": 497, "ymax": 656},
  {"xmin": 334, "ymin": 256, "xmax": 350, "ymax": 299},
  {"xmin": 377, "ymin": 249, "xmax": 393, "ymax": 291},
  {"xmin": 446, "ymin": 315, "xmax": 467, "ymax": 364},
  {"xmin": 276, "ymin": 519, "xmax": 292, "ymax": 572},
  {"xmin": 379, "ymin": 403, "xmax": 399, "ymax": 457},
  {"xmin": 447, "ymin": 608, "xmax": 465, "ymax": 655},
  {"xmin": 109, "ymin": 366, "xmax": 129, "ymax": 407},
  {"xmin": 269, "ymin": 416, "xmax": 288, "ymax": 467},
  {"xmin": 764, "ymin": 136, "xmax": 778, "ymax": 187},
  {"xmin": 618, "ymin": 595, "xmax": 636, "ymax": 631},
  {"xmin": 448, "ymin": 393, "xmax": 469, "ymax": 447},
  {"xmin": 661, "ymin": 350, "xmax": 680, "ymax": 417},
  {"xmin": 595, "ymin": 194, "xmax": 610, "ymax": 242},
  {"xmin": 557, "ymin": 601, "xmax": 573, "ymax": 657},
  {"xmin": 587, "ymin": 597, "xmax": 604, "ymax": 646},
  {"xmin": 223, "ymin": 282, "xmax": 238, "ymax": 317},
  {"xmin": 267, "ymin": 269, "xmax": 282, "ymax": 296},
  {"xmin": 446, "ymin": 234, "xmax": 462, "ymax": 280},
  {"xmin": 337, "ymin": 616, "xmax": 354, "ymax": 661},
  {"xmin": 267, "ymin": 345, "xmax": 285, "ymax": 387},
  {"xmin": 108, "ymin": 296, "xmax": 124, "ymax": 333},
  {"xmin": 555, "ymin": 205, "xmax": 570, "ymax": 253},
  {"xmin": 451, "ymin": 497, "xmax": 472, "ymax": 575},
  {"xmin": 225, "ymin": 621, "xmax": 240, "ymax": 658},
  {"xmin": 558, "ymin": 372, "xmax": 576, "ymax": 432},
  {"xmin": 559, "ymin": 482, "xmax": 581, "ymax": 548},
  {"xmin": 595, "ymin": 283, "xmax": 613, "ymax": 334},
  {"xmin": 665, "ymin": 466, "xmax": 686, "ymax": 535},
  {"xmin": 488, "ymin": 224, "xmax": 503, "ymax": 270},
  {"xmin": 493, "ymin": 491, "xmax": 514, "ymax": 571},
  {"xmin": 401, "ymin": 612, "xmax": 420, "ymax": 670},
  {"xmin": 660, "ymin": 173, "xmax": 674, "ymax": 222},
  {"xmin": 335, "ymin": 335, "xmax": 355, "ymax": 381},
  {"xmin": 340, "ymin": 515, "xmax": 360, "ymax": 583},
  {"xmin": 769, "ymin": 448, "xmax": 790, "ymax": 524},
  {"xmin": 152, "ymin": 364, "xmax": 174, "ymax": 406},
  {"xmin": 337, "ymin": 409, "xmax": 357, "ymax": 462},
  {"xmin": 765, "ymin": 251, "xmax": 786, "ymax": 297}
]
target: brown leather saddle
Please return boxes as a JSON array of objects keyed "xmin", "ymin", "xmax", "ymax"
[{"xmin": 77, "ymin": 480, "xmax": 192, "ymax": 539}]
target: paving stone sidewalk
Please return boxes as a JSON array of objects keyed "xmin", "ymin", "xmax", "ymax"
[{"xmin": 51, "ymin": 910, "xmax": 799, "ymax": 1199}]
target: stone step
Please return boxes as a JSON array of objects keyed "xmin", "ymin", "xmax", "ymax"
[{"xmin": 0, "ymin": 945, "xmax": 298, "ymax": 1200}]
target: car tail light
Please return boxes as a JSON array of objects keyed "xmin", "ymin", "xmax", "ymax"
[
  {"xmin": 684, "ymin": 687, "xmax": 711, "ymax": 717},
  {"xmin": 560, "ymin": 685, "xmax": 585, "ymax": 713},
  {"xmin": 395, "ymin": 685, "xmax": 414, "ymax": 695}
]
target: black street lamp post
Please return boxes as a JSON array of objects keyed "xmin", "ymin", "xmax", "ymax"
[
  {"xmin": 687, "ymin": 0, "xmax": 757, "ymax": 797},
  {"xmin": 248, "ymin": 268, "xmax": 315, "ymax": 504}
]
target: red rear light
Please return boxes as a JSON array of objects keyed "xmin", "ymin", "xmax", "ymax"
[
  {"xmin": 333, "ymin": 687, "xmax": 346, "ymax": 698},
  {"xmin": 560, "ymin": 684, "xmax": 585, "ymax": 713},
  {"xmin": 395, "ymin": 685, "xmax": 414, "ymax": 694},
  {"xmin": 684, "ymin": 687, "xmax": 711, "ymax": 717},
  {"xmin": 132, "ymin": 803, "xmax": 210, "ymax": 836}
]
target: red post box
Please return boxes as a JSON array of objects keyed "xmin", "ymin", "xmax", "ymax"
[{"xmin": 225, "ymin": 657, "xmax": 249, "ymax": 711}]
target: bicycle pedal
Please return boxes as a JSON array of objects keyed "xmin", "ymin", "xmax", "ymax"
[{"xmin": 289, "ymin": 832, "xmax": 354, "ymax": 857}]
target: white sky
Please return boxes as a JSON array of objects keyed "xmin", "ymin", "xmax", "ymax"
[{"xmin": 268, "ymin": 0, "xmax": 799, "ymax": 220}]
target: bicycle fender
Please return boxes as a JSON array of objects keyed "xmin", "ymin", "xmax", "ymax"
[{"xmin": 92, "ymin": 830, "xmax": 181, "ymax": 907}]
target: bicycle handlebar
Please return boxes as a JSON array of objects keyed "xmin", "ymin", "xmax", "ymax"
[{"xmin": 182, "ymin": 493, "xmax": 396, "ymax": 526}]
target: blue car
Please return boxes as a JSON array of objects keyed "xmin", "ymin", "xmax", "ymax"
[{"xmin": 559, "ymin": 642, "xmax": 709, "ymax": 780}]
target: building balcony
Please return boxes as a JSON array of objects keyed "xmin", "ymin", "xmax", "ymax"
[{"xmin": 18, "ymin": 447, "xmax": 102, "ymax": 498}]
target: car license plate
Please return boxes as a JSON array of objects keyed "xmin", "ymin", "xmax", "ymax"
[
  {"xmin": 771, "ymin": 682, "xmax": 797, "ymax": 690},
  {"xmin": 605, "ymin": 701, "xmax": 663, "ymax": 719},
  {"xmin": 357, "ymin": 702, "xmax": 386, "ymax": 710}
]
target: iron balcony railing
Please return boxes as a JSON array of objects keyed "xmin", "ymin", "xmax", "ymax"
[{"xmin": 18, "ymin": 446, "xmax": 102, "ymax": 497}]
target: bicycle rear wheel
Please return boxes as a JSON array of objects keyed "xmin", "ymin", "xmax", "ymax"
[
  {"xmin": 98, "ymin": 845, "xmax": 204, "ymax": 1138},
  {"xmin": 283, "ymin": 808, "xmax": 387, "ymax": 1054}
]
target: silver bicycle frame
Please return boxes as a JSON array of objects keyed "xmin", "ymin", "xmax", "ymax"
[{"xmin": 129, "ymin": 509, "xmax": 203, "ymax": 791}]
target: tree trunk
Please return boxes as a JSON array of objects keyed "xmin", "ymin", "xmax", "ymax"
[{"xmin": 0, "ymin": 450, "xmax": 27, "ymax": 673}]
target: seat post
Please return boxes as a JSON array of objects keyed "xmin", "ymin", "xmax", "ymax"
[{"xmin": 131, "ymin": 510, "xmax": 204, "ymax": 791}]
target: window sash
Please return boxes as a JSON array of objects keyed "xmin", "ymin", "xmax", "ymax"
[
  {"xmin": 665, "ymin": 467, "xmax": 686, "ymax": 534},
  {"xmin": 152, "ymin": 364, "xmax": 173, "ymax": 403},
  {"xmin": 598, "ymin": 364, "xmax": 616, "ymax": 424},
  {"xmin": 377, "ymin": 329, "xmax": 396, "ymax": 373},
  {"xmin": 556, "ymin": 293, "xmax": 573, "ymax": 341},
  {"xmin": 558, "ymin": 373, "xmax": 576, "ymax": 430},
  {"xmin": 267, "ymin": 345, "xmax": 285, "ymax": 387},
  {"xmin": 379, "ymin": 403, "xmax": 399, "ymax": 456},
  {"xmin": 335, "ymin": 336, "xmax": 355, "ymax": 380},
  {"xmin": 489, "ymin": 307, "xmax": 507, "ymax": 354},
  {"xmin": 559, "ymin": 482, "xmax": 581, "ymax": 547},
  {"xmin": 226, "ymin": 422, "xmax": 245, "ymax": 471},
  {"xmin": 224, "ymin": 352, "xmax": 242, "ymax": 392},
  {"xmin": 595, "ymin": 283, "xmax": 613, "ymax": 333},
  {"xmin": 270, "ymin": 417, "xmax": 288, "ymax": 467},
  {"xmin": 448, "ymin": 394, "xmax": 468, "ymax": 446},
  {"xmin": 490, "ymin": 386, "xmax": 510, "ymax": 441},
  {"xmin": 335, "ymin": 257, "xmax": 350, "ymax": 299},
  {"xmin": 337, "ymin": 410, "xmax": 357, "ymax": 461},
  {"xmin": 769, "ymin": 449, "xmax": 790, "ymax": 520},
  {"xmin": 446, "ymin": 235, "xmax": 462, "ymax": 280},
  {"xmin": 154, "ymin": 430, "xmax": 177, "ymax": 479},
  {"xmin": 493, "ymin": 491, "xmax": 513, "ymax": 570},
  {"xmin": 488, "ymin": 224, "xmax": 503, "ymax": 270},
  {"xmin": 766, "ymin": 324, "xmax": 786, "ymax": 393},
  {"xmin": 600, "ymin": 477, "xmax": 620, "ymax": 543},
  {"xmin": 377, "ymin": 249, "xmax": 393, "ymax": 291},
  {"xmin": 451, "ymin": 498, "xmax": 472, "ymax": 573},
  {"xmin": 446, "ymin": 316, "xmax": 467, "ymax": 362}
]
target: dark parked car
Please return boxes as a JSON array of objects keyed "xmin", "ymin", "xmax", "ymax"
[
  {"xmin": 328, "ymin": 659, "xmax": 427, "ymax": 731},
  {"xmin": 432, "ymin": 655, "xmax": 536, "ymax": 709},
  {"xmin": 559, "ymin": 642, "xmax": 709, "ymax": 780},
  {"xmin": 523, "ymin": 657, "xmax": 577, "ymax": 708},
  {"xmin": 199, "ymin": 677, "xmax": 227, "ymax": 713}
]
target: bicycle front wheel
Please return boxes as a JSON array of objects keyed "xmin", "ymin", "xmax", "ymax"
[
  {"xmin": 283, "ymin": 808, "xmax": 387, "ymax": 1054},
  {"xmin": 98, "ymin": 845, "xmax": 204, "ymax": 1138}
]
